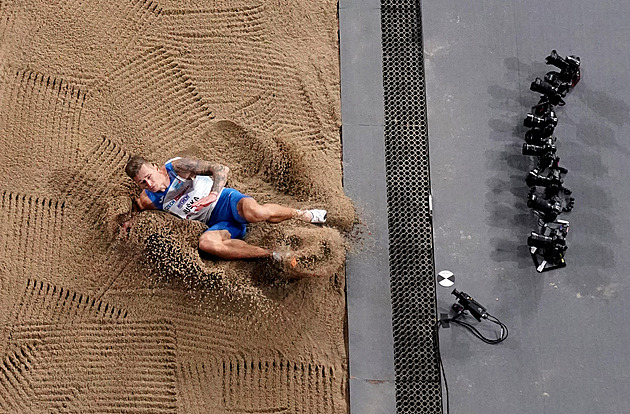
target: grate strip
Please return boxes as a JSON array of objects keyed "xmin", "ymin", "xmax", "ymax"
[{"xmin": 381, "ymin": 1, "xmax": 442, "ymax": 412}]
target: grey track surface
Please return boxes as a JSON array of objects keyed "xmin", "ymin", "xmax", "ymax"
[
  {"xmin": 424, "ymin": 1, "xmax": 630, "ymax": 414},
  {"xmin": 340, "ymin": 1, "xmax": 398, "ymax": 414}
]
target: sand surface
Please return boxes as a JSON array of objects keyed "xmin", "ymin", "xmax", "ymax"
[{"xmin": 0, "ymin": 1, "xmax": 354, "ymax": 412}]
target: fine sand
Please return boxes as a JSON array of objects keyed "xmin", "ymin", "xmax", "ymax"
[{"xmin": 0, "ymin": 1, "xmax": 355, "ymax": 412}]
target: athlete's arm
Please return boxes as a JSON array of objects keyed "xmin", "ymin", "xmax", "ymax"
[
  {"xmin": 134, "ymin": 190, "xmax": 157, "ymax": 211},
  {"xmin": 117, "ymin": 191, "xmax": 156, "ymax": 240},
  {"xmin": 171, "ymin": 157, "xmax": 230, "ymax": 195}
]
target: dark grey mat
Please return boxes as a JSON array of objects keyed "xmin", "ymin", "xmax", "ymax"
[
  {"xmin": 425, "ymin": 1, "xmax": 630, "ymax": 413},
  {"xmin": 340, "ymin": 1, "xmax": 397, "ymax": 413}
]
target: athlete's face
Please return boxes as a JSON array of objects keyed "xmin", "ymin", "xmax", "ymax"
[{"xmin": 134, "ymin": 163, "xmax": 168, "ymax": 192}]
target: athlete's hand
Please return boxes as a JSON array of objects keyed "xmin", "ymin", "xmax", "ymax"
[
  {"xmin": 119, "ymin": 220, "xmax": 132, "ymax": 240},
  {"xmin": 192, "ymin": 191, "xmax": 219, "ymax": 210}
]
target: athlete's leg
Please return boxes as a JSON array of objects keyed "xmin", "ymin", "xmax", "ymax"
[
  {"xmin": 237, "ymin": 197, "xmax": 315, "ymax": 224},
  {"xmin": 199, "ymin": 230, "xmax": 271, "ymax": 260}
]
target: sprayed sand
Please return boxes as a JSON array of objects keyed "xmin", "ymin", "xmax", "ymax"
[{"xmin": 0, "ymin": 0, "xmax": 354, "ymax": 412}]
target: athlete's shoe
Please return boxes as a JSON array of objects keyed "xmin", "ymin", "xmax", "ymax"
[
  {"xmin": 272, "ymin": 251, "xmax": 297, "ymax": 268},
  {"xmin": 306, "ymin": 209, "xmax": 327, "ymax": 224}
]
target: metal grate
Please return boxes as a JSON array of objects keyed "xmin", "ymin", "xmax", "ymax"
[{"xmin": 381, "ymin": 1, "xmax": 442, "ymax": 412}]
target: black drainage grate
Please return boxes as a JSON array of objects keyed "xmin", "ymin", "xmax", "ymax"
[{"xmin": 381, "ymin": 1, "xmax": 442, "ymax": 413}]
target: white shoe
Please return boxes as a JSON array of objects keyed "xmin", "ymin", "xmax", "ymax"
[{"xmin": 306, "ymin": 209, "xmax": 327, "ymax": 224}]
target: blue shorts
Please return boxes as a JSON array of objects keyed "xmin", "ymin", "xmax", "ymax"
[{"xmin": 205, "ymin": 188, "xmax": 251, "ymax": 239}]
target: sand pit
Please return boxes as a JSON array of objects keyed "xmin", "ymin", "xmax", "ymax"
[{"xmin": 0, "ymin": 1, "xmax": 354, "ymax": 412}]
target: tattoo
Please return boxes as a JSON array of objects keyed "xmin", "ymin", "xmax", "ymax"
[{"xmin": 174, "ymin": 158, "xmax": 229, "ymax": 193}]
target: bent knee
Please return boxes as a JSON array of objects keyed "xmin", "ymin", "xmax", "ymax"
[{"xmin": 199, "ymin": 230, "xmax": 231, "ymax": 253}]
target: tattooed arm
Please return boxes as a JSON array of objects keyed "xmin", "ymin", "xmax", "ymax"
[
  {"xmin": 171, "ymin": 157, "xmax": 230, "ymax": 194},
  {"xmin": 171, "ymin": 158, "xmax": 230, "ymax": 209}
]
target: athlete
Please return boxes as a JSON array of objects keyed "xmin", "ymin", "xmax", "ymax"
[{"xmin": 121, "ymin": 156, "xmax": 327, "ymax": 261}]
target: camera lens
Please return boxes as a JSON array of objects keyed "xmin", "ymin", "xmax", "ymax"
[
  {"xmin": 523, "ymin": 143, "xmax": 555, "ymax": 156},
  {"xmin": 528, "ymin": 194, "xmax": 548, "ymax": 211},
  {"xmin": 522, "ymin": 143, "xmax": 544, "ymax": 156},
  {"xmin": 527, "ymin": 194, "xmax": 561, "ymax": 221},
  {"xmin": 545, "ymin": 50, "xmax": 567, "ymax": 70},
  {"xmin": 522, "ymin": 142, "xmax": 555, "ymax": 157},
  {"xmin": 524, "ymin": 113, "xmax": 541, "ymax": 128},
  {"xmin": 523, "ymin": 143, "xmax": 541, "ymax": 156},
  {"xmin": 528, "ymin": 232, "xmax": 553, "ymax": 248},
  {"xmin": 525, "ymin": 128, "xmax": 553, "ymax": 142},
  {"xmin": 526, "ymin": 169, "xmax": 546, "ymax": 187},
  {"xmin": 531, "ymin": 78, "xmax": 558, "ymax": 95}
]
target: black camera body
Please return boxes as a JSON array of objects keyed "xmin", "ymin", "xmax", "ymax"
[
  {"xmin": 527, "ymin": 220, "xmax": 570, "ymax": 272},
  {"xmin": 544, "ymin": 71, "xmax": 572, "ymax": 95},
  {"xmin": 536, "ymin": 153, "xmax": 557, "ymax": 171},
  {"xmin": 527, "ymin": 189, "xmax": 563, "ymax": 222},
  {"xmin": 528, "ymin": 231, "xmax": 567, "ymax": 247},
  {"xmin": 526, "ymin": 167, "xmax": 563, "ymax": 189},
  {"xmin": 522, "ymin": 140, "xmax": 556, "ymax": 157},
  {"xmin": 525, "ymin": 126, "xmax": 555, "ymax": 142},
  {"xmin": 530, "ymin": 77, "xmax": 566, "ymax": 106},
  {"xmin": 451, "ymin": 289, "xmax": 488, "ymax": 321},
  {"xmin": 531, "ymin": 99, "xmax": 555, "ymax": 116},
  {"xmin": 545, "ymin": 49, "xmax": 581, "ymax": 87},
  {"xmin": 526, "ymin": 156, "xmax": 570, "ymax": 199},
  {"xmin": 524, "ymin": 110, "xmax": 558, "ymax": 129}
]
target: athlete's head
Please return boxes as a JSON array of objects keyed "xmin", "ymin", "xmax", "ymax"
[{"xmin": 125, "ymin": 155, "xmax": 169, "ymax": 192}]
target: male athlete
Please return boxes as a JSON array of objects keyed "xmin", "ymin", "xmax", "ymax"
[{"xmin": 121, "ymin": 156, "xmax": 327, "ymax": 261}]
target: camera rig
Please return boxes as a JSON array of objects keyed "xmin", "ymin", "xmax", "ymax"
[
  {"xmin": 527, "ymin": 155, "xmax": 574, "ymax": 206},
  {"xmin": 528, "ymin": 50, "xmax": 581, "ymax": 107},
  {"xmin": 531, "ymin": 77, "xmax": 566, "ymax": 106},
  {"xmin": 527, "ymin": 220, "xmax": 570, "ymax": 272},
  {"xmin": 519, "ymin": 50, "xmax": 580, "ymax": 272},
  {"xmin": 451, "ymin": 289, "xmax": 488, "ymax": 321},
  {"xmin": 545, "ymin": 49, "xmax": 581, "ymax": 88},
  {"xmin": 525, "ymin": 125, "xmax": 555, "ymax": 142},
  {"xmin": 525, "ymin": 99, "xmax": 558, "ymax": 139},
  {"xmin": 522, "ymin": 138, "xmax": 556, "ymax": 159}
]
